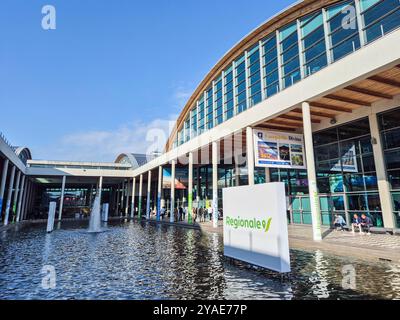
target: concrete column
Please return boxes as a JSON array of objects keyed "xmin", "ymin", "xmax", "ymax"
[
  {"xmin": 138, "ymin": 174, "xmax": 143, "ymax": 219},
  {"xmin": 234, "ymin": 156, "xmax": 240, "ymax": 186},
  {"xmin": 0, "ymin": 159, "xmax": 9, "ymax": 216},
  {"xmin": 188, "ymin": 152, "xmax": 193, "ymax": 224},
  {"xmin": 265, "ymin": 168, "xmax": 271, "ymax": 183},
  {"xmin": 12, "ymin": 170, "xmax": 21, "ymax": 222},
  {"xmin": 58, "ymin": 176, "xmax": 66, "ymax": 221},
  {"xmin": 21, "ymin": 180, "xmax": 30, "ymax": 220},
  {"xmin": 22, "ymin": 179, "xmax": 32, "ymax": 220},
  {"xmin": 146, "ymin": 171, "xmax": 152, "ymax": 219},
  {"xmin": 170, "ymin": 160, "xmax": 176, "ymax": 223},
  {"xmin": 115, "ymin": 185, "xmax": 120, "ymax": 215},
  {"xmin": 212, "ymin": 141, "xmax": 219, "ymax": 228},
  {"xmin": 157, "ymin": 166, "xmax": 163, "ymax": 221},
  {"xmin": 369, "ymin": 114, "xmax": 396, "ymax": 228},
  {"xmin": 124, "ymin": 180, "xmax": 129, "ymax": 217},
  {"xmin": 246, "ymin": 127, "xmax": 255, "ymax": 185},
  {"xmin": 4, "ymin": 165, "xmax": 16, "ymax": 225},
  {"xmin": 16, "ymin": 175, "xmax": 25, "ymax": 222},
  {"xmin": 130, "ymin": 177, "xmax": 136, "ymax": 218},
  {"xmin": 120, "ymin": 181, "xmax": 125, "ymax": 216},
  {"xmin": 302, "ymin": 102, "xmax": 322, "ymax": 241}
]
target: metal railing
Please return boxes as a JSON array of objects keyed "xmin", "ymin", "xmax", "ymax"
[{"xmin": 0, "ymin": 131, "xmax": 15, "ymax": 150}]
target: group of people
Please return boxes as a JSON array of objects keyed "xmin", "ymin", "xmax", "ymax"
[
  {"xmin": 191, "ymin": 206, "xmax": 213, "ymax": 223},
  {"xmin": 333, "ymin": 213, "xmax": 374, "ymax": 235}
]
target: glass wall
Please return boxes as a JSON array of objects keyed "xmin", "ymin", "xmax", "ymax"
[
  {"xmin": 361, "ymin": 0, "xmax": 400, "ymax": 44},
  {"xmin": 235, "ymin": 55, "xmax": 247, "ymax": 114},
  {"xmin": 262, "ymin": 34, "xmax": 280, "ymax": 97},
  {"xmin": 198, "ymin": 95, "xmax": 205, "ymax": 135},
  {"xmin": 314, "ymin": 118, "xmax": 382, "ymax": 227},
  {"xmin": 214, "ymin": 76, "xmax": 223, "ymax": 125},
  {"xmin": 300, "ymin": 10, "xmax": 328, "ymax": 77},
  {"xmin": 224, "ymin": 65, "xmax": 234, "ymax": 120},
  {"xmin": 175, "ymin": 0, "xmax": 400, "ymax": 147},
  {"xmin": 379, "ymin": 107, "xmax": 400, "ymax": 228},
  {"xmin": 279, "ymin": 22, "xmax": 301, "ymax": 89},
  {"xmin": 247, "ymin": 45, "xmax": 262, "ymax": 107},
  {"xmin": 327, "ymin": 0, "xmax": 360, "ymax": 62}
]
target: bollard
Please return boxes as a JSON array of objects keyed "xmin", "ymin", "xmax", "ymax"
[
  {"xmin": 102, "ymin": 203, "xmax": 109, "ymax": 222},
  {"xmin": 46, "ymin": 202, "xmax": 56, "ymax": 233}
]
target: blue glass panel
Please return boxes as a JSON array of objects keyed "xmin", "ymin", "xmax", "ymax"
[
  {"xmin": 305, "ymin": 53, "xmax": 328, "ymax": 76},
  {"xmin": 331, "ymin": 34, "xmax": 360, "ymax": 61},
  {"xmin": 304, "ymin": 40, "xmax": 326, "ymax": 63},
  {"xmin": 279, "ymin": 22, "xmax": 297, "ymax": 41}
]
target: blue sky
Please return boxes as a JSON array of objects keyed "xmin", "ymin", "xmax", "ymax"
[{"xmin": 0, "ymin": 0, "xmax": 294, "ymax": 162}]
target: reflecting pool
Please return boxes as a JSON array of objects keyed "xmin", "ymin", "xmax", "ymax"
[{"xmin": 0, "ymin": 220, "xmax": 399, "ymax": 300}]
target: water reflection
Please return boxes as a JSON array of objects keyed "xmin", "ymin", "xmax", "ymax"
[{"xmin": 0, "ymin": 220, "xmax": 399, "ymax": 300}]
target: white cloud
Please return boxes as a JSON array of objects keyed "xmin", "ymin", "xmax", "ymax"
[
  {"xmin": 33, "ymin": 85, "xmax": 193, "ymax": 162},
  {"xmin": 38, "ymin": 116, "xmax": 177, "ymax": 162}
]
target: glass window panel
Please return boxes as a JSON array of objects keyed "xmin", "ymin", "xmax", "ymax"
[
  {"xmin": 365, "ymin": 8, "xmax": 400, "ymax": 43},
  {"xmin": 327, "ymin": 1, "xmax": 354, "ymax": 19},
  {"xmin": 301, "ymin": 11, "xmax": 323, "ymax": 37},
  {"xmin": 385, "ymin": 149, "xmax": 400, "ymax": 170},
  {"xmin": 304, "ymin": 40, "xmax": 326, "ymax": 63},
  {"xmin": 282, "ymin": 58, "xmax": 300, "ymax": 75},
  {"xmin": 279, "ymin": 22, "xmax": 297, "ymax": 41},
  {"xmin": 388, "ymin": 170, "xmax": 400, "ymax": 190},
  {"xmin": 283, "ymin": 70, "xmax": 301, "ymax": 88},
  {"xmin": 305, "ymin": 53, "xmax": 328, "ymax": 76},
  {"xmin": 266, "ymin": 82, "xmax": 279, "ymax": 97},
  {"xmin": 282, "ymin": 45, "xmax": 299, "ymax": 64},
  {"xmin": 331, "ymin": 34, "xmax": 360, "ymax": 61},
  {"xmin": 303, "ymin": 26, "xmax": 325, "ymax": 50},
  {"xmin": 263, "ymin": 35, "xmax": 277, "ymax": 53},
  {"xmin": 265, "ymin": 58, "xmax": 278, "ymax": 72},
  {"xmin": 360, "ymin": 0, "xmax": 380, "ymax": 11}
]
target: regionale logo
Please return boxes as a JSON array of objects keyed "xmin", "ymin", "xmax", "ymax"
[{"xmin": 225, "ymin": 216, "xmax": 272, "ymax": 233}]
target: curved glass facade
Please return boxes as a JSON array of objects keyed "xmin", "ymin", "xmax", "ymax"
[{"xmin": 173, "ymin": 0, "xmax": 400, "ymax": 149}]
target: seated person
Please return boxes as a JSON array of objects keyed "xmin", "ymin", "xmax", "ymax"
[
  {"xmin": 333, "ymin": 214, "xmax": 346, "ymax": 231},
  {"xmin": 360, "ymin": 213, "xmax": 373, "ymax": 235},
  {"xmin": 351, "ymin": 214, "xmax": 362, "ymax": 233}
]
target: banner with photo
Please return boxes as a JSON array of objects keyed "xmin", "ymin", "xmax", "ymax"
[
  {"xmin": 253, "ymin": 129, "xmax": 306, "ymax": 169},
  {"xmin": 331, "ymin": 144, "xmax": 359, "ymax": 173}
]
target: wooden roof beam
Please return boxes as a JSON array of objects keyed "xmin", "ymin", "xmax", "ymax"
[
  {"xmin": 309, "ymin": 102, "xmax": 353, "ymax": 113},
  {"xmin": 345, "ymin": 86, "xmax": 393, "ymax": 100},
  {"xmin": 368, "ymin": 76, "xmax": 400, "ymax": 88},
  {"xmin": 324, "ymin": 94, "xmax": 371, "ymax": 106},
  {"xmin": 278, "ymin": 114, "xmax": 321, "ymax": 124},
  {"xmin": 268, "ymin": 119, "xmax": 302, "ymax": 128},
  {"xmin": 291, "ymin": 108, "xmax": 333, "ymax": 118},
  {"xmin": 257, "ymin": 124, "xmax": 297, "ymax": 132}
]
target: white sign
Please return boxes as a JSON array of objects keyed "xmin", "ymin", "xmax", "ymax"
[
  {"xmin": 223, "ymin": 183, "xmax": 291, "ymax": 273},
  {"xmin": 253, "ymin": 129, "xmax": 306, "ymax": 169}
]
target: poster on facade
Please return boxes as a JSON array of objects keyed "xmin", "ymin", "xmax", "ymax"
[
  {"xmin": 223, "ymin": 182, "xmax": 291, "ymax": 273},
  {"xmin": 331, "ymin": 144, "xmax": 359, "ymax": 173},
  {"xmin": 253, "ymin": 129, "xmax": 306, "ymax": 169}
]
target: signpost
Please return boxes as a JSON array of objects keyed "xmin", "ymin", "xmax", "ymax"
[{"xmin": 223, "ymin": 182, "xmax": 291, "ymax": 273}]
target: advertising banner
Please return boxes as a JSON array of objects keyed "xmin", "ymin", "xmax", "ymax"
[
  {"xmin": 331, "ymin": 144, "xmax": 359, "ymax": 173},
  {"xmin": 253, "ymin": 129, "xmax": 306, "ymax": 169},
  {"xmin": 223, "ymin": 182, "xmax": 291, "ymax": 273}
]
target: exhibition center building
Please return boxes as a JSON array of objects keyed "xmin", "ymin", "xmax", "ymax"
[{"xmin": 1, "ymin": 0, "xmax": 400, "ymax": 237}]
